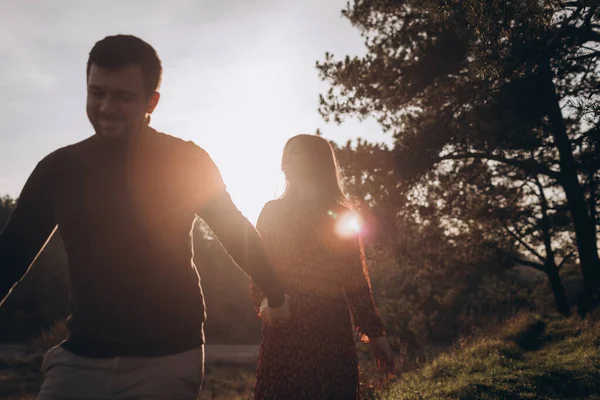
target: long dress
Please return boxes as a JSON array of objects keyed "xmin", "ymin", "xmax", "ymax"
[{"xmin": 249, "ymin": 199, "xmax": 386, "ymax": 400}]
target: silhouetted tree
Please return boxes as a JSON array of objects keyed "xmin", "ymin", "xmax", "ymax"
[
  {"xmin": 330, "ymin": 142, "xmax": 545, "ymax": 351},
  {"xmin": 318, "ymin": 0, "xmax": 600, "ymax": 309}
]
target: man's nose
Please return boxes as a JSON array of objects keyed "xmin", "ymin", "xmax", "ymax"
[{"xmin": 99, "ymin": 96, "xmax": 118, "ymax": 114}]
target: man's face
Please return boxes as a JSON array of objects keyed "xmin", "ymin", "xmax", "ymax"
[{"xmin": 86, "ymin": 64, "xmax": 159, "ymax": 138}]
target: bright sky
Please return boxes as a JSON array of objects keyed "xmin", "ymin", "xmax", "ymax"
[{"xmin": 0, "ymin": 0, "xmax": 390, "ymax": 223}]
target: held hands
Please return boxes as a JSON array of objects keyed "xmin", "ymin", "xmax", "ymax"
[
  {"xmin": 259, "ymin": 294, "xmax": 291, "ymax": 327},
  {"xmin": 370, "ymin": 336, "xmax": 396, "ymax": 375}
]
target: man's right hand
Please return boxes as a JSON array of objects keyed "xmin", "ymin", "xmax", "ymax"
[{"xmin": 259, "ymin": 294, "xmax": 291, "ymax": 326}]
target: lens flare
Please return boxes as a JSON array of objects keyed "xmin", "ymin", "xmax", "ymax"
[{"xmin": 334, "ymin": 210, "xmax": 363, "ymax": 237}]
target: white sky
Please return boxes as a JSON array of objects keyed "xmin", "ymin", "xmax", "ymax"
[{"xmin": 0, "ymin": 0, "xmax": 390, "ymax": 223}]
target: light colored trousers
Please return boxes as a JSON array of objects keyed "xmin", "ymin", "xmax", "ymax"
[{"xmin": 37, "ymin": 344, "xmax": 204, "ymax": 400}]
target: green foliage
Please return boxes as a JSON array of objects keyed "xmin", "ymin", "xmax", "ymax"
[
  {"xmin": 379, "ymin": 313, "xmax": 600, "ymax": 399},
  {"xmin": 332, "ymin": 142, "xmax": 562, "ymax": 352}
]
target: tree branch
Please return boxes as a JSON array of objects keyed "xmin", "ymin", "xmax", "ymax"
[
  {"xmin": 506, "ymin": 181, "xmax": 530, "ymax": 210},
  {"xmin": 545, "ymin": 6, "xmax": 586, "ymax": 52},
  {"xmin": 558, "ymin": 250, "xmax": 577, "ymax": 269},
  {"xmin": 513, "ymin": 256, "xmax": 548, "ymax": 273},
  {"xmin": 559, "ymin": 1, "xmax": 581, "ymax": 7},
  {"xmin": 439, "ymin": 152, "xmax": 562, "ymax": 179},
  {"xmin": 577, "ymin": 27, "xmax": 600, "ymax": 43},
  {"xmin": 534, "ymin": 176, "xmax": 558, "ymax": 268},
  {"xmin": 566, "ymin": 51, "xmax": 600, "ymax": 62},
  {"xmin": 504, "ymin": 224, "xmax": 546, "ymax": 264}
]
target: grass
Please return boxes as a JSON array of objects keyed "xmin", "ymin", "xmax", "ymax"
[
  {"xmin": 378, "ymin": 312, "xmax": 600, "ymax": 399},
  {"xmin": 0, "ymin": 354, "xmax": 43, "ymax": 399},
  {"xmin": 198, "ymin": 364, "xmax": 256, "ymax": 400},
  {"xmin": 2, "ymin": 312, "xmax": 600, "ymax": 399}
]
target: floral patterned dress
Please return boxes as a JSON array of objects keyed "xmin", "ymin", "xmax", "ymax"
[{"xmin": 249, "ymin": 199, "xmax": 385, "ymax": 399}]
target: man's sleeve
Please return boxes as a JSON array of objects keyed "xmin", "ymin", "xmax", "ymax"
[
  {"xmin": 0, "ymin": 156, "xmax": 58, "ymax": 307},
  {"xmin": 186, "ymin": 144, "xmax": 285, "ymax": 308}
]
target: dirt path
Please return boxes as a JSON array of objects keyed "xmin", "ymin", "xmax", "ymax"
[
  {"xmin": 0, "ymin": 343, "xmax": 259, "ymax": 365},
  {"xmin": 205, "ymin": 344, "xmax": 259, "ymax": 365}
]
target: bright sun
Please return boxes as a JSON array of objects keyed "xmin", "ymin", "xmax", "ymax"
[
  {"xmin": 335, "ymin": 211, "xmax": 362, "ymax": 237},
  {"xmin": 211, "ymin": 142, "xmax": 287, "ymax": 225}
]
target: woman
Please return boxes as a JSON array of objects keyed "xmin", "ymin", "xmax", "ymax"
[{"xmin": 250, "ymin": 134, "xmax": 395, "ymax": 399}]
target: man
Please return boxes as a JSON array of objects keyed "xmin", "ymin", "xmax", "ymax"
[{"xmin": 0, "ymin": 34, "xmax": 289, "ymax": 399}]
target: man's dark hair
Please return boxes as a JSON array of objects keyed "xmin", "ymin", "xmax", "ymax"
[{"xmin": 87, "ymin": 35, "xmax": 162, "ymax": 97}]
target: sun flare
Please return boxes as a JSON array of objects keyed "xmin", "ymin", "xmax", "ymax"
[{"xmin": 334, "ymin": 211, "xmax": 363, "ymax": 237}]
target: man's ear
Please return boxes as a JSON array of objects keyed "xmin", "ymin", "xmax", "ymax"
[{"xmin": 146, "ymin": 91, "xmax": 160, "ymax": 114}]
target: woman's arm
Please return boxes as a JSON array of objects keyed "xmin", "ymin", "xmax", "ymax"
[
  {"xmin": 342, "ymin": 234, "xmax": 385, "ymax": 342},
  {"xmin": 342, "ymin": 230, "xmax": 395, "ymax": 374}
]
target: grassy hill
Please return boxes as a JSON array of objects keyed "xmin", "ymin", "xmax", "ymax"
[
  {"xmin": 2, "ymin": 312, "xmax": 599, "ymax": 399},
  {"xmin": 377, "ymin": 312, "xmax": 600, "ymax": 399}
]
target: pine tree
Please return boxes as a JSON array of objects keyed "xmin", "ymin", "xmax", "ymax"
[{"xmin": 318, "ymin": 0, "xmax": 600, "ymax": 309}]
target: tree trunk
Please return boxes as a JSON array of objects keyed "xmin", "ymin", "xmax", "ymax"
[
  {"xmin": 534, "ymin": 177, "xmax": 571, "ymax": 316},
  {"xmin": 590, "ymin": 170, "xmax": 597, "ymax": 236},
  {"xmin": 539, "ymin": 60, "xmax": 600, "ymax": 309},
  {"xmin": 514, "ymin": 256, "xmax": 570, "ymax": 316},
  {"xmin": 545, "ymin": 264, "xmax": 571, "ymax": 316}
]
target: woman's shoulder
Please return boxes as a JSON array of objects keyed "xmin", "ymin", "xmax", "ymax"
[
  {"xmin": 263, "ymin": 198, "xmax": 286, "ymax": 211},
  {"xmin": 258, "ymin": 199, "xmax": 286, "ymax": 220},
  {"xmin": 261, "ymin": 198, "xmax": 352, "ymax": 217}
]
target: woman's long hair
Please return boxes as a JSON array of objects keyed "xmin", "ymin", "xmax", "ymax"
[
  {"xmin": 280, "ymin": 134, "xmax": 354, "ymax": 209},
  {"xmin": 281, "ymin": 135, "xmax": 369, "ymax": 341}
]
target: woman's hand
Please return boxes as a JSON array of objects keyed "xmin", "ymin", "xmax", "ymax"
[
  {"xmin": 370, "ymin": 336, "xmax": 395, "ymax": 375},
  {"xmin": 259, "ymin": 294, "xmax": 291, "ymax": 326}
]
